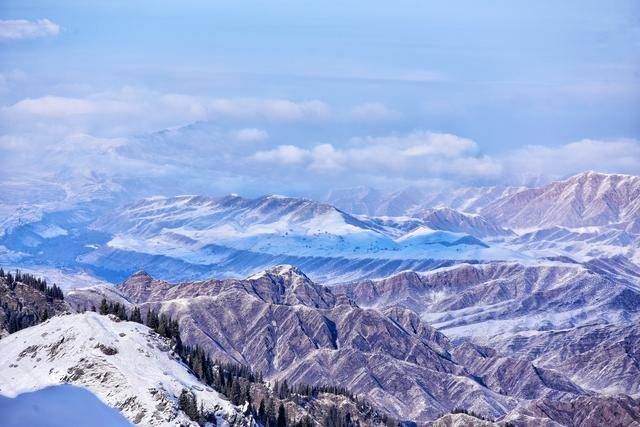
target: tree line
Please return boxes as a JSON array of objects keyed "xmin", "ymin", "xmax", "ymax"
[
  {"xmin": 1, "ymin": 268, "xmax": 64, "ymax": 300},
  {"xmin": 1, "ymin": 269, "xmax": 64, "ymax": 334}
]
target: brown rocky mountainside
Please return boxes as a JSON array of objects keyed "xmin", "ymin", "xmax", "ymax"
[
  {"xmin": 481, "ymin": 171, "xmax": 640, "ymax": 229},
  {"xmin": 68, "ymin": 265, "xmax": 640, "ymax": 425}
]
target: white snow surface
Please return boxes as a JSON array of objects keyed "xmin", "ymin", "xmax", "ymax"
[
  {"xmin": 0, "ymin": 312, "xmax": 238, "ymax": 426},
  {"xmin": 103, "ymin": 195, "xmax": 525, "ymax": 263},
  {"xmin": 0, "ymin": 384, "xmax": 133, "ymax": 427}
]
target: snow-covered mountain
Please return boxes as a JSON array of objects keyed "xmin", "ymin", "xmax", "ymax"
[
  {"xmin": 74, "ymin": 194, "xmax": 519, "ymax": 283},
  {"xmin": 1, "ymin": 171, "xmax": 639, "ymax": 286},
  {"xmin": 411, "ymin": 207, "xmax": 513, "ymax": 238},
  {"xmin": 2, "ymin": 170, "xmax": 640, "ymax": 425},
  {"xmin": 482, "ymin": 171, "xmax": 640, "ymax": 229},
  {"xmin": 0, "ymin": 312, "xmax": 241, "ymax": 426},
  {"xmin": 326, "ymin": 184, "xmax": 525, "ymax": 216}
]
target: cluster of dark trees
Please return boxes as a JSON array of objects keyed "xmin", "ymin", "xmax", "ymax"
[
  {"xmin": 1, "ymin": 269, "xmax": 64, "ymax": 334},
  {"xmin": 0, "ymin": 269, "xmax": 64, "ymax": 300},
  {"xmin": 178, "ymin": 388, "xmax": 207, "ymax": 425}
]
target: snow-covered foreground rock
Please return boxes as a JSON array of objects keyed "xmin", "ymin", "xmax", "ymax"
[{"xmin": 0, "ymin": 312, "xmax": 241, "ymax": 426}]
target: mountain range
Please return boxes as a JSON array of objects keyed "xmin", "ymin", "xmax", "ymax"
[{"xmin": 1, "ymin": 171, "xmax": 640, "ymax": 426}]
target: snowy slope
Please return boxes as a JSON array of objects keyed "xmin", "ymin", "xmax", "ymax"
[
  {"xmin": 326, "ymin": 185, "xmax": 525, "ymax": 216},
  {"xmin": 482, "ymin": 171, "xmax": 640, "ymax": 229},
  {"xmin": 411, "ymin": 207, "xmax": 513, "ymax": 238},
  {"xmin": 0, "ymin": 312, "xmax": 240, "ymax": 426},
  {"xmin": 96, "ymin": 194, "xmax": 520, "ymax": 265},
  {"xmin": 0, "ymin": 384, "xmax": 132, "ymax": 427}
]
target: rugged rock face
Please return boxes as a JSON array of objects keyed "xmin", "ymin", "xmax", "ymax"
[
  {"xmin": 481, "ymin": 171, "xmax": 640, "ymax": 229},
  {"xmin": 117, "ymin": 270, "xmax": 173, "ymax": 304},
  {"xmin": 337, "ymin": 258, "xmax": 640, "ymax": 340},
  {"xmin": 490, "ymin": 323, "xmax": 640, "ymax": 398},
  {"xmin": 504, "ymin": 395, "xmax": 640, "ymax": 427},
  {"xmin": 69, "ymin": 266, "xmax": 626, "ymax": 424},
  {"xmin": 0, "ymin": 276, "xmax": 69, "ymax": 337},
  {"xmin": 333, "ymin": 258, "xmax": 640, "ymax": 425}
]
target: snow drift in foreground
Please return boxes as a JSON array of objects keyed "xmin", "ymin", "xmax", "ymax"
[
  {"xmin": 0, "ymin": 312, "xmax": 239, "ymax": 426},
  {"xmin": 0, "ymin": 384, "xmax": 132, "ymax": 427}
]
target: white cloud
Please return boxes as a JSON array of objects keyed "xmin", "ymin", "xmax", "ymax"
[
  {"xmin": 252, "ymin": 145, "xmax": 309, "ymax": 164},
  {"xmin": 504, "ymin": 138, "xmax": 640, "ymax": 182},
  {"xmin": 230, "ymin": 128, "xmax": 269, "ymax": 142},
  {"xmin": 309, "ymin": 144, "xmax": 346, "ymax": 170},
  {"xmin": 3, "ymin": 90, "xmax": 332, "ymax": 136},
  {"xmin": 251, "ymin": 131, "xmax": 501, "ymax": 181},
  {"xmin": 4, "ymin": 95, "xmax": 138, "ymax": 118},
  {"xmin": 0, "ymin": 19, "xmax": 61, "ymax": 40},
  {"xmin": 351, "ymin": 131, "xmax": 478, "ymax": 158}
]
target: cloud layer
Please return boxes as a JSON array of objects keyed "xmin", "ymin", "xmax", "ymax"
[
  {"xmin": 0, "ymin": 19, "xmax": 61, "ymax": 40},
  {"xmin": 1, "ymin": 87, "xmax": 638, "ymax": 200}
]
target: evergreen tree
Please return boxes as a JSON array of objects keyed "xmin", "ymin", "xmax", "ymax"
[
  {"xmin": 157, "ymin": 314, "xmax": 168, "ymax": 337},
  {"xmin": 277, "ymin": 403, "xmax": 287, "ymax": 427},
  {"xmin": 129, "ymin": 306, "xmax": 142, "ymax": 323},
  {"xmin": 146, "ymin": 308, "xmax": 159, "ymax": 329},
  {"xmin": 99, "ymin": 298, "xmax": 109, "ymax": 315},
  {"xmin": 178, "ymin": 389, "xmax": 199, "ymax": 421},
  {"xmin": 230, "ymin": 377, "xmax": 243, "ymax": 405}
]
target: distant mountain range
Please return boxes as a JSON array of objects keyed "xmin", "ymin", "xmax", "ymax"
[{"xmin": 1, "ymin": 171, "xmax": 638, "ymax": 284}]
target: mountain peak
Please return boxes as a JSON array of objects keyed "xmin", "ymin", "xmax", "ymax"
[
  {"xmin": 482, "ymin": 171, "xmax": 640, "ymax": 228},
  {"xmin": 247, "ymin": 264, "xmax": 309, "ymax": 282},
  {"xmin": 131, "ymin": 269, "xmax": 151, "ymax": 278},
  {"xmin": 247, "ymin": 265, "xmax": 335, "ymax": 308},
  {"xmin": 119, "ymin": 270, "xmax": 171, "ymax": 304},
  {"xmin": 566, "ymin": 170, "xmax": 636, "ymax": 182}
]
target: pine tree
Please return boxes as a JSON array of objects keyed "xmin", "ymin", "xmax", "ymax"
[
  {"xmin": 157, "ymin": 314, "xmax": 168, "ymax": 337},
  {"xmin": 146, "ymin": 308, "xmax": 159, "ymax": 329},
  {"xmin": 174, "ymin": 330, "xmax": 184, "ymax": 355},
  {"xmin": 178, "ymin": 389, "xmax": 199, "ymax": 421},
  {"xmin": 230, "ymin": 377, "xmax": 243, "ymax": 405},
  {"xmin": 277, "ymin": 403, "xmax": 287, "ymax": 427},
  {"xmin": 99, "ymin": 298, "xmax": 109, "ymax": 315},
  {"xmin": 130, "ymin": 306, "xmax": 142, "ymax": 323}
]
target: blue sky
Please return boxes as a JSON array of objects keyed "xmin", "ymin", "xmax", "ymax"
[{"xmin": 1, "ymin": 1, "xmax": 639, "ymax": 198}]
